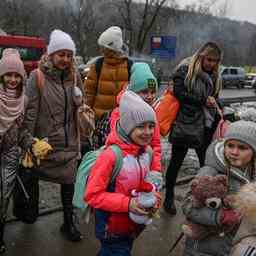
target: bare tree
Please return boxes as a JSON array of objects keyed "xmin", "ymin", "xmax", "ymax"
[
  {"xmin": 2, "ymin": 0, "xmax": 45, "ymax": 35},
  {"xmin": 116, "ymin": 0, "xmax": 177, "ymax": 54},
  {"xmin": 64, "ymin": 0, "xmax": 98, "ymax": 58},
  {"xmin": 215, "ymin": 0, "xmax": 230, "ymax": 18},
  {"xmin": 184, "ymin": 0, "xmax": 220, "ymax": 15}
]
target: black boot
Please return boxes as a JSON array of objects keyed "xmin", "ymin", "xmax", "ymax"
[
  {"xmin": 163, "ymin": 189, "xmax": 177, "ymax": 216},
  {"xmin": 0, "ymin": 222, "xmax": 6, "ymax": 254},
  {"xmin": 60, "ymin": 184, "xmax": 83, "ymax": 242},
  {"xmin": 13, "ymin": 171, "xmax": 39, "ymax": 224}
]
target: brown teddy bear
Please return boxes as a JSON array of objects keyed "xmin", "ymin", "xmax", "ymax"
[{"xmin": 182, "ymin": 175, "xmax": 229, "ymax": 240}]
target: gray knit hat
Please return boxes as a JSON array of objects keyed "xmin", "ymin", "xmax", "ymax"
[
  {"xmin": 98, "ymin": 26, "xmax": 123, "ymax": 53},
  {"xmin": 119, "ymin": 90, "xmax": 156, "ymax": 135},
  {"xmin": 224, "ymin": 120, "xmax": 256, "ymax": 152}
]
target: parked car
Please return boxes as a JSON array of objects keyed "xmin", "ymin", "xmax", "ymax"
[
  {"xmin": 245, "ymin": 73, "xmax": 256, "ymax": 88},
  {"xmin": 221, "ymin": 66, "xmax": 246, "ymax": 89}
]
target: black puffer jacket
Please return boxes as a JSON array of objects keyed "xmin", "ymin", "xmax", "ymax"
[{"xmin": 169, "ymin": 64, "xmax": 219, "ymax": 148}]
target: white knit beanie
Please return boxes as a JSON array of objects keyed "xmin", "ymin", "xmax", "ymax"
[
  {"xmin": 224, "ymin": 120, "xmax": 256, "ymax": 152},
  {"xmin": 47, "ymin": 29, "xmax": 76, "ymax": 55},
  {"xmin": 98, "ymin": 26, "xmax": 123, "ymax": 53},
  {"xmin": 119, "ymin": 90, "xmax": 156, "ymax": 135}
]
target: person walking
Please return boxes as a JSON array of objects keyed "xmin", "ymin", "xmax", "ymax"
[
  {"xmin": 164, "ymin": 42, "xmax": 223, "ymax": 215},
  {"xmin": 182, "ymin": 120, "xmax": 256, "ymax": 256},
  {"xmin": 13, "ymin": 30, "xmax": 84, "ymax": 242},
  {"xmin": 0, "ymin": 49, "xmax": 33, "ymax": 253},
  {"xmin": 85, "ymin": 91, "xmax": 162, "ymax": 256},
  {"xmin": 110, "ymin": 62, "xmax": 161, "ymax": 173},
  {"xmin": 84, "ymin": 26, "xmax": 132, "ymax": 149}
]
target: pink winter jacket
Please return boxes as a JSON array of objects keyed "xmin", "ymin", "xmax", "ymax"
[{"xmin": 85, "ymin": 127, "xmax": 152, "ymax": 236}]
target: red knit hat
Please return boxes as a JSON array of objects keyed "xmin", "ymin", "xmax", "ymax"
[{"xmin": 0, "ymin": 48, "xmax": 26, "ymax": 79}]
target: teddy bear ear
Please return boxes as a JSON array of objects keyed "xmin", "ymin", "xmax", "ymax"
[{"xmin": 191, "ymin": 178, "xmax": 199, "ymax": 189}]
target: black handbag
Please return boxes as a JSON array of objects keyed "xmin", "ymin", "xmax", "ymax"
[{"xmin": 169, "ymin": 106, "xmax": 205, "ymax": 149}]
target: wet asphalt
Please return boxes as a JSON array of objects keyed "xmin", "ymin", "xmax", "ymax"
[{"xmin": 4, "ymin": 199, "xmax": 186, "ymax": 256}]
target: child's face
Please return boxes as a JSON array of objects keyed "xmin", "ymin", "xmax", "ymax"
[
  {"xmin": 130, "ymin": 122, "xmax": 155, "ymax": 146},
  {"xmin": 224, "ymin": 139, "xmax": 254, "ymax": 168},
  {"xmin": 3, "ymin": 72, "xmax": 22, "ymax": 90},
  {"xmin": 137, "ymin": 88, "xmax": 156, "ymax": 106}
]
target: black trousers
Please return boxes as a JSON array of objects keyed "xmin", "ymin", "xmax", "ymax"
[
  {"xmin": 165, "ymin": 126, "xmax": 218, "ymax": 200},
  {"xmin": 13, "ymin": 169, "xmax": 76, "ymax": 224}
]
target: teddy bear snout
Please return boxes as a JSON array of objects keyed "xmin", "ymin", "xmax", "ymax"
[{"xmin": 206, "ymin": 198, "xmax": 221, "ymax": 209}]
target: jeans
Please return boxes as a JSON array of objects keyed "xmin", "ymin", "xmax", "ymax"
[{"xmin": 97, "ymin": 237, "xmax": 134, "ymax": 256}]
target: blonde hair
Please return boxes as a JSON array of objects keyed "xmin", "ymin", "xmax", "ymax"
[{"xmin": 185, "ymin": 42, "xmax": 222, "ymax": 97}]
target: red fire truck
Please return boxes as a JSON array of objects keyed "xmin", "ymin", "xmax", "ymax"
[{"xmin": 0, "ymin": 34, "xmax": 46, "ymax": 74}]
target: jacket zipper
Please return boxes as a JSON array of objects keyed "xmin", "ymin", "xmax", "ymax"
[
  {"xmin": 136, "ymin": 154, "xmax": 144, "ymax": 187},
  {"xmin": 61, "ymin": 74, "xmax": 69, "ymax": 147}
]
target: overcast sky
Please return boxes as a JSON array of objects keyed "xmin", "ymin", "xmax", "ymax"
[{"xmin": 179, "ymin": 0, "xmax": 256, "ymax": 24}]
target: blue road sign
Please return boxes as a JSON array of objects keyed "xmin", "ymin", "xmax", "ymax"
[{"xmin": 151, "ymin": 36, "xmax": 176, "ymax": 59}]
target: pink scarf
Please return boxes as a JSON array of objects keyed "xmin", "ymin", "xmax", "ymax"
[{"xmin": 0, "ymin": 84, "xmax": 25, "ymax": 136}]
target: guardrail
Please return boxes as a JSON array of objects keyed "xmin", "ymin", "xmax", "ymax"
[{"xmin": 219, "ymin": 96, "xmax": 256, "ymax": 106}]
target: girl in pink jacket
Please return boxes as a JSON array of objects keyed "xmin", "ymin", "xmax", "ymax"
[
  {"xmin": 110, "ymin": 62, "xmax": 161, "ymax": 172},
  {"xmin": 85, "ymin": 91, "xmax": 162, "ymax": 256}
]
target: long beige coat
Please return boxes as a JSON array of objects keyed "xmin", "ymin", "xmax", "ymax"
[{"xmin": 23, "ymin": 58, "xmax": 83, "ymax": 184}]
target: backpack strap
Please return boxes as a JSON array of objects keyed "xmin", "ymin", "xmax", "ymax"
[
  {"xmin": 109, "ymin": 145, "xmax": 123, "ymax": 185},
  {"xmin": 95, "ymin": 57, "xmax": 104, "ymax": 82},
  {"xmin": 35, "ymin": 68, "xmax": 45, "ymax": 93},
  {"xmin": 95, "ymin": 57, "xmax": 133, "ymax": 82},
  {"xmin": 127, "ymin": 58, "xmax": 133, "ymax": 80}
]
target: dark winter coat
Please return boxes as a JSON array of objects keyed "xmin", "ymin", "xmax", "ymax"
[
  {"xmin": 169, "ymin": 64, "xmax": 219, "ymax": 149},
  {"xmin": 182, "ymin": 140, "xmax": 254, "ymax": 256},
  {"xmin": 23, "ymin": 58, "xmax": 84, "ymax": 184},
  {"xmin": 0, "ymin": 114, "xmax": 33, "ymax": 220}
]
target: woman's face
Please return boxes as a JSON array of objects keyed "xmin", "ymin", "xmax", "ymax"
[
  {"xmin": 137, "ymin": 88, "xmax": 156, "ymax": 106},
  {"xmin": 3, "ymin": 72, "xmax": 22, "ymax": 90},
  {"xmin": 51, "ymin": 50, "xmax": 73, "ymax": 70},
  {"xmin": 202, "ymin": 55, "xmax": 219, "ymax": 72},
  {"xmin": 224, "ymin": 139, "xmax": 254, "ymax": 168},
  {"xmin": 130, "ymin": 122, "xmax": 155, "ymax": 146}
]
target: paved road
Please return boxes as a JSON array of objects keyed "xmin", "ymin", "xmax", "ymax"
[
  {"xmin": 159, "ymin": 83, "xmax": 256, "ymax": 100},
  {"xmin": 5, "ymin": 201, "xmax": 186, "ymax": 256},
  {"xmin": 220, "ymin": 88, "xmax": 256, "ymax": 99}
]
